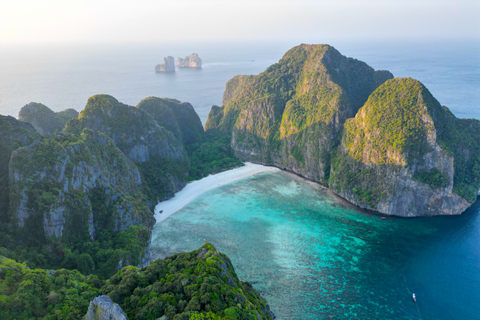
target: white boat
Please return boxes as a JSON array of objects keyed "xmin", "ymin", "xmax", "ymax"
[{"xmin": 412, "ymin": 293, "xmax": 416, "ymax": 302}]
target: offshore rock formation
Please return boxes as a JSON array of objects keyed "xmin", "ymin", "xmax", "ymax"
[
  {"xmin": 177, "ymin": 53, "xmax": 202, "ymax": 68},
  {"xmin": 155, "ymin": 56, "xmax": 175, "ymax": 73},
  {"xmin": 64, "ymin": 94, "xmax": 189, "ymax": 202},
  {"xmin": 0, "ymin": 116, "xmax": 40, "ymax": 223},
  {"xmin": 19, "ymin": 102, "xmax": 78, "ymax": 137},
  {"xmin": 83, "ymin": 296, "xmax": 128, "ymax": 320},
  {"xmin": 206, "ymin": 44, "xmax": 480, "ymax": 217},
  {"xmin": 137, "ymin": 97, "xmax": 203, "ymax": 144},
  {"xmin": 9, "ymin": 129, "xmax": 154, "ymax": 241}
]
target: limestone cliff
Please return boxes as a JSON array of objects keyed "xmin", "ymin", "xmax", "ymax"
[
  {"xmin": 19, "ymin": 103, "xmax": 77, "ymax": 137},
  {"xmin": 177, "ymin": 53, "xmax": 202, "ymax": 68},
  {"xmin": 207, "ymin": 44, "xmax": 480, "ymax": 217},
  {"xmin": 9, "ymin": 129, "xmax": 154, "ymax": 243},
  {"xmin": 155, "ymin": 56, "xmax": 175, "ymax": 73},
  {"xmin": 137, "ymin": 97, "xmax": 203, "ymax": 144},
  {"xmin": 64, "ymin": 94, "xmax": 189, "ymax": 202},
  {"xmin": 329, "ymin": 78, "xmax": 479, "ymax": 216},
  {"xmin": 206, "ymin": 44, "xmax": 392, "ymax": 183},
  {"xmin": 0, "ymin": 116, "xmax": 40, "ymax": 223}
]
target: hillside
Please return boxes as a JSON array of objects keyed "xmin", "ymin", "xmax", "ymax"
[{"xmin": 0, "ymin": 244, "xmax": 274, "ymax": 320}]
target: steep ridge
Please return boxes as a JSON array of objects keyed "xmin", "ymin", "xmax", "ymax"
[
  {"xmin": 206, "ymin": 44, "xmax": 392, "ymax": 184},
  {"xmin": 64, "ymin": 94, "xmax": 189, "ymax": 203}
]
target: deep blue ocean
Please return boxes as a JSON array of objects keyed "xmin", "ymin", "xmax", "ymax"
[{"xmin": 1, "ymin": 40, "xmax": 479, "ymax": 319}]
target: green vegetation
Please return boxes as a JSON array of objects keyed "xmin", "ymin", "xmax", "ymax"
[
  {"xmin": 344, "ymin": 78, "xmax": 434, "ymax": 165},
  {"xmin": 413, "ymin": 168, "xmax": 449, "ymax": 189},
  {"xmin": 0, "ymin": 244, "xmax": 274, "ymax": 320},
  {"xmin": 102, "ymin": 243, "xmax": 274, "ymax": 320},
  {"xmin": 2, "ymin": 130, "xmax": 153, "ymax": 278},
  {"xmin": 0, "ymin": 256, "xmax": 102, "ymax": 319},
  {"xmin": 206, "ymin": 44, "xmax": 392, "ymax": 184},
  {"xmin": 186, "ymin": 131, "xmax": 243, "ymax": 181}
]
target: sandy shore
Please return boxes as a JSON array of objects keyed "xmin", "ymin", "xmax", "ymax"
[{"xmin": 154, "ymin": 162, "xmax": 279, "ymax": 222}]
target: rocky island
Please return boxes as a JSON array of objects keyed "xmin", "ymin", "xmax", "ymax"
[
  {"xmin": 205, "ymin": 44, "xmax": 480, "ymax": 217},
  {"xmin": 177, "ymin": 53, "xmax": 202, "ymax": 68},
  {"xmin": 155, "ymin": 56, "xmax": 176, "ymax": 73}
]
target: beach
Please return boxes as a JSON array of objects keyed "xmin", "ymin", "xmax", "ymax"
[{"xmin": 154, "ymin": 162, "xmax": 280, "ymax": 222}]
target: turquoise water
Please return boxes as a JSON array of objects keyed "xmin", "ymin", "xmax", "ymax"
[{"xmin": 151, "ymin": 171, "xmax": 480, "ymax": 319}]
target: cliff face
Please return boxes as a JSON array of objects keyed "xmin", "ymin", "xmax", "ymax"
[
  {"xmin": 64, "ymin": 95, "xmax": 189, "ymax": 202},
  {"xmin": 329, "ymin": 78, "xmax": 477, "ymax": 216},
  {"xmin": 9, "ymin": 130, "xmax": 154, "ymax": 243},
  {"xmin": 19, "ymin": 103, "xmax": 77, "ymax": 137},
  {"xmin": 177, "ymin": 53, "xmax": 202, "ymax": 68},
  {"xmin": 155, "ymin": 56, "xmax": 175, "ymax": 73},
  {"xmin": 137, "ymin": 97, "xmax": 203, "ymax": 144},
  {"xmin": 207, "ymin": 44, "xmax": 480, "ymax": 217},
  {"xmin": 0, "ymin": 116, "xmax": 40, "ymax": 223},
  {"xmin": 207, "ymin": 44, "xmax": 392, "ymax": 183}
]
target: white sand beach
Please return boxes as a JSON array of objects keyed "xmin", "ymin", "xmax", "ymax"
[{"xmin": 154, "ymin": 162, "xmax": 279, "ymax": 222}]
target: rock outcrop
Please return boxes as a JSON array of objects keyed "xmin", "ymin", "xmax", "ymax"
[
  {"xmin": 206, "ymin": 44, "xmax": 480, "ymax": 217},
  {"xmin": 155, "ymin": 56, "xmax": 175, "ymax": 73},
  {"xmin": 0, "ymin": 116, "xmax": 40, "ymax": 223},
  {"xmin": 177, "ymin": 53, "xmax": 202, "ymax": 68},
  {"xmin": 329, "ymin": 77, "xmax": 476, "ymax": 216},
  {"xmin": 137, "ymin": 97, "xmax": 203, "ymax": 144},
  {"xmin": 64, "ymin": 94, "xmax": 189, "ymax": 202},
  {"xmin": 83, "ymin": 295, "xmax": 128, "ymax": 320},
  {"xmin": 19, "ymin": 103, "xmax": 78, "ymax": 137},
  {"xmin": 9, "ymin": 129, "xmax": 154, "ymax": 242}
]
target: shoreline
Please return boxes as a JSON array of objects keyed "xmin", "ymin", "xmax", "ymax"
[{"xmin": 154, "ymin": 162, "xmax": 280, "ymax": 223}]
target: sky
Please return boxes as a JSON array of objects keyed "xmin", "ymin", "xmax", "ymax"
[{"xmin": 0, "ymin": 0, "xmax": 479, "ymax": 45}]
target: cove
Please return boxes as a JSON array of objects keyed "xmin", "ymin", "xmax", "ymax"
[{"xmin": 151, "ymin": 171, "xmax": 480, "ymax": 319}]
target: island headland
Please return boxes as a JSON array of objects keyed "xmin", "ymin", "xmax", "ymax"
[{"xmin": 205, "ymin": 43, "xmax": 480, "ymax": 217}]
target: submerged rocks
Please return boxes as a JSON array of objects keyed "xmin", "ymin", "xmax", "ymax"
[
  {"xmin": 83, "ymin": 295, "xmax": 128, "ymax": 320},
  {"xmin": 155, "ymin": 56, "xmax": 175, "ymax": 73},
  {"xmin": 177, "ymin": 53, "xmax": 202, "ymax": 68}
]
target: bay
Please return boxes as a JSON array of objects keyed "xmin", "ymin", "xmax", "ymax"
[{"xmin": 151, "ymin": 171, "xmax": 480, "ymax": 319}]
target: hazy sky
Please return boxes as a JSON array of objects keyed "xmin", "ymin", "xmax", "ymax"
[{"xmin": 1, "ymin": 0, "xmax": 479, "ymax": 45}]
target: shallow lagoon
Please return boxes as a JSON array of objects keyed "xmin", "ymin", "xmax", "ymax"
[{"xmin": 151, "ymin": 171, "xmax": 480, "ymax": 319}]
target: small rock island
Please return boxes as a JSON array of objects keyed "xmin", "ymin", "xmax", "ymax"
[
  {"xmin": 154, "ymin": 56, "xmax": 175, "ymax": 73},
  {"xmin": 177, "ymin": 53, "xmax": 202, "ymax": 68}
]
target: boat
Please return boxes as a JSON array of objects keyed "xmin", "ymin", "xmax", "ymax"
[{"xmin": 412, "ymin": 293, "xmax": 416, "ymax": 303}]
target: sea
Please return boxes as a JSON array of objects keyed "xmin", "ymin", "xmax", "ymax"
[{"xmin": 1, "ymin": 39, "xmax": 479, "ymax": 319}]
